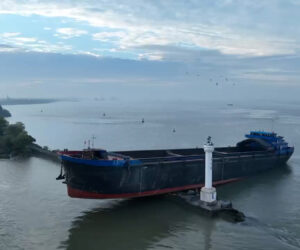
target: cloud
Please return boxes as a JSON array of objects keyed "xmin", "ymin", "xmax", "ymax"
[
  {"xmin": 138, "ymin": 52, "xmax": 164, "ymax": 61},
  {"xmin": 0, "ymin": 44, "xmax": 19, "ymax": 52},
  {"xmin": 0, "ymin": 32, "xmax": 36, "ymax": 44},
  {"xmin": 0, "ymin": 32, "xmax": 72, "ymax": 53},
  {"xmin": 55, "ymin": 27, "xmax": 88, "ymax": 39},
  {"xmin": 14, "ymin": 37, "xmax": 37, "ymax": 43},
  {"xmin": 78, "ymin": 51, "xmax": 101, "ymax": 57},
  {"xmin": 0, "ymin": 33, "xmax": 31, "ymax": 49},
  {"xmin": 92, "ymin": 31, "xmax": 126, "ymax": 42},
  {"xmin": 0, "ymin": 0, "xmax": 299, "ymax": 57},
  {"xmin": 0, "ymin": 51, "xmax": 181, "ymax": 81},
  {"xmin": 0, "ymin": 0, "xmax": 300, "ymax": 94},
  {"xmin": 1, "ymin": 50, "xmax": 299, "ymax": 86},
  {"xmin": 2, "ymin": 32, "xmax": 21, "ymax": 38},
  {"xmin": 0, "ymin": 51, "xmax": 299, "ymax": 103}
]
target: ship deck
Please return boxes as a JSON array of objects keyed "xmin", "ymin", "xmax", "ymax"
[{"xmin": 114, "ymin": 146, "xmax": 274, "ymax": 164}]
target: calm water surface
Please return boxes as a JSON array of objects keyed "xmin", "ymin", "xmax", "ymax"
[{"xmin": 1, "ymin": 100, "xmax": 300, "ymax": 250}]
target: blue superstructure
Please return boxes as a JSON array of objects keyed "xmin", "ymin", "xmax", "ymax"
[{"xmin": 245, "ymin": 131, "xmax": 294, "ymax": 155}]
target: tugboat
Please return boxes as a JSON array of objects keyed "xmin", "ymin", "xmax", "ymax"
[{"xmin": 58, "ymin": 131, "xmax": 294, "ymax": 199}]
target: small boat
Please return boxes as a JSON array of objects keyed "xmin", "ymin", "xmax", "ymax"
[{"xmin": 58, "ymin": 131, "xmax": 294, "ymax": 199}]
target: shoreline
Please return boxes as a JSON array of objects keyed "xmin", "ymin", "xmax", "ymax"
[
  {"xmin": 0, "ymin": 103, "xmax": 62, "ymax": 163},
  {"xmin": 0, "ymin": 144, "xmax": 61, "ymax": 163},
  {"xmin": 29, "ymin": 144, "xmax": 61, "ymax": 163}
]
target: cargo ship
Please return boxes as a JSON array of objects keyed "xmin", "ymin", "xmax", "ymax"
[{"xmin": 58, "ymin": 131, "xmax": 294, "ymax": 199}]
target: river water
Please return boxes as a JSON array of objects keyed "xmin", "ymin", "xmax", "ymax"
[{"xmin": 1, "ymin": 99, "xmax": 300, "ymax": 250}]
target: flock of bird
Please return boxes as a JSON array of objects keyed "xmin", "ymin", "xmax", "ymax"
[
  {"xmin": 98, "ymin": 72, "xmax": 237, "ymax": 135},
  {"xmin": 185, "ymin": 71, "xmax": 236, "ymax": 87},
  {"xmin": 210, "ymin": 77, "xmax": 236, "ymax": 87}
]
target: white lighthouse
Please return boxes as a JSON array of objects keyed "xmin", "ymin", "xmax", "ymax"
[{"xmin": 200, "ymin": 136, "xmax": 217, "ymax": 204}]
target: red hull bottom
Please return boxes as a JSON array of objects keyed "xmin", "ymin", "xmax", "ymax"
[{"xmin": 67, "ymin": 178, "xmax": 242, "ymax": 199}]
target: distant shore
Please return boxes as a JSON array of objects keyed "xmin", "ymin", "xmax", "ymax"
[
  {"xmin": 0, "ymin": 97, "xmax": 59, "ymax": 106},
  {"xmin": 0, "ymin": 97, "xmax": 77, "ymax": 106}
]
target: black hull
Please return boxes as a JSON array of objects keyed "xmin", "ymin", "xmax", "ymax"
[{"xmin": 63, "ymin": 152, "xmax": 292, "ymax": 199}]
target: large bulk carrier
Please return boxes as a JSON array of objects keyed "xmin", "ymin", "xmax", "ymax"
[{"xmin": 58, "ymin": 131, "xmax": 294, "ymax": 199}]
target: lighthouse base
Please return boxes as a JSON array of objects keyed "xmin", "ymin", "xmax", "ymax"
[
  {"xmin": 200, "ymin": 187, "xmax": 217, "ymax": 204},
  {"xmin": 169, "ymin": 190, "xmax": 245, "ymax": 222}
]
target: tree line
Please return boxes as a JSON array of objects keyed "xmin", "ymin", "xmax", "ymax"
[
  {"xmin": 0, "ymin": 117, "xmax": 35, "ymax": 157},
  {"xmin": 0, "ymin": 105, "xmax": 11, "ymax": 117}
]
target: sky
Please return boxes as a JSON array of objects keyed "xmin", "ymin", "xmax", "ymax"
[{"xmin": 0, "ymin": 0, "xmax": 299, "ymax": 101}]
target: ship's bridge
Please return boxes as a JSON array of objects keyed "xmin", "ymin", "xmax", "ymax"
[{"xmin": 245, "ymin": 131, "xmax": 293, "ymax": 155}]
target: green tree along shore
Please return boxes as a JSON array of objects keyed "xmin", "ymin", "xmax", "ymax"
[
  {"xmin": 0, "ymin": 105, "xmax": 11, "ymax": 117},
  {"xmin": 0, "ymin": 117, "xmax": 35, "ymax": 158},
  {"xmin": 0, "ymin": 106, "xmax": 59, "ymax": 161}
]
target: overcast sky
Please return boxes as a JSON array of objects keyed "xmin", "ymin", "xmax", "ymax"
[{"xmin": 0, "ymin": 0, "xmax": 299, "ymax": 101}]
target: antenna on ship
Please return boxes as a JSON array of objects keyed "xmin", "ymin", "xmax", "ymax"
[
  {"xmin": 270, "ymin": 115, "xmax": 278, "ymax": 132},
  {"xmin": 91, "ymin": 135, "xmax": 96, "ymax": 148}
]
